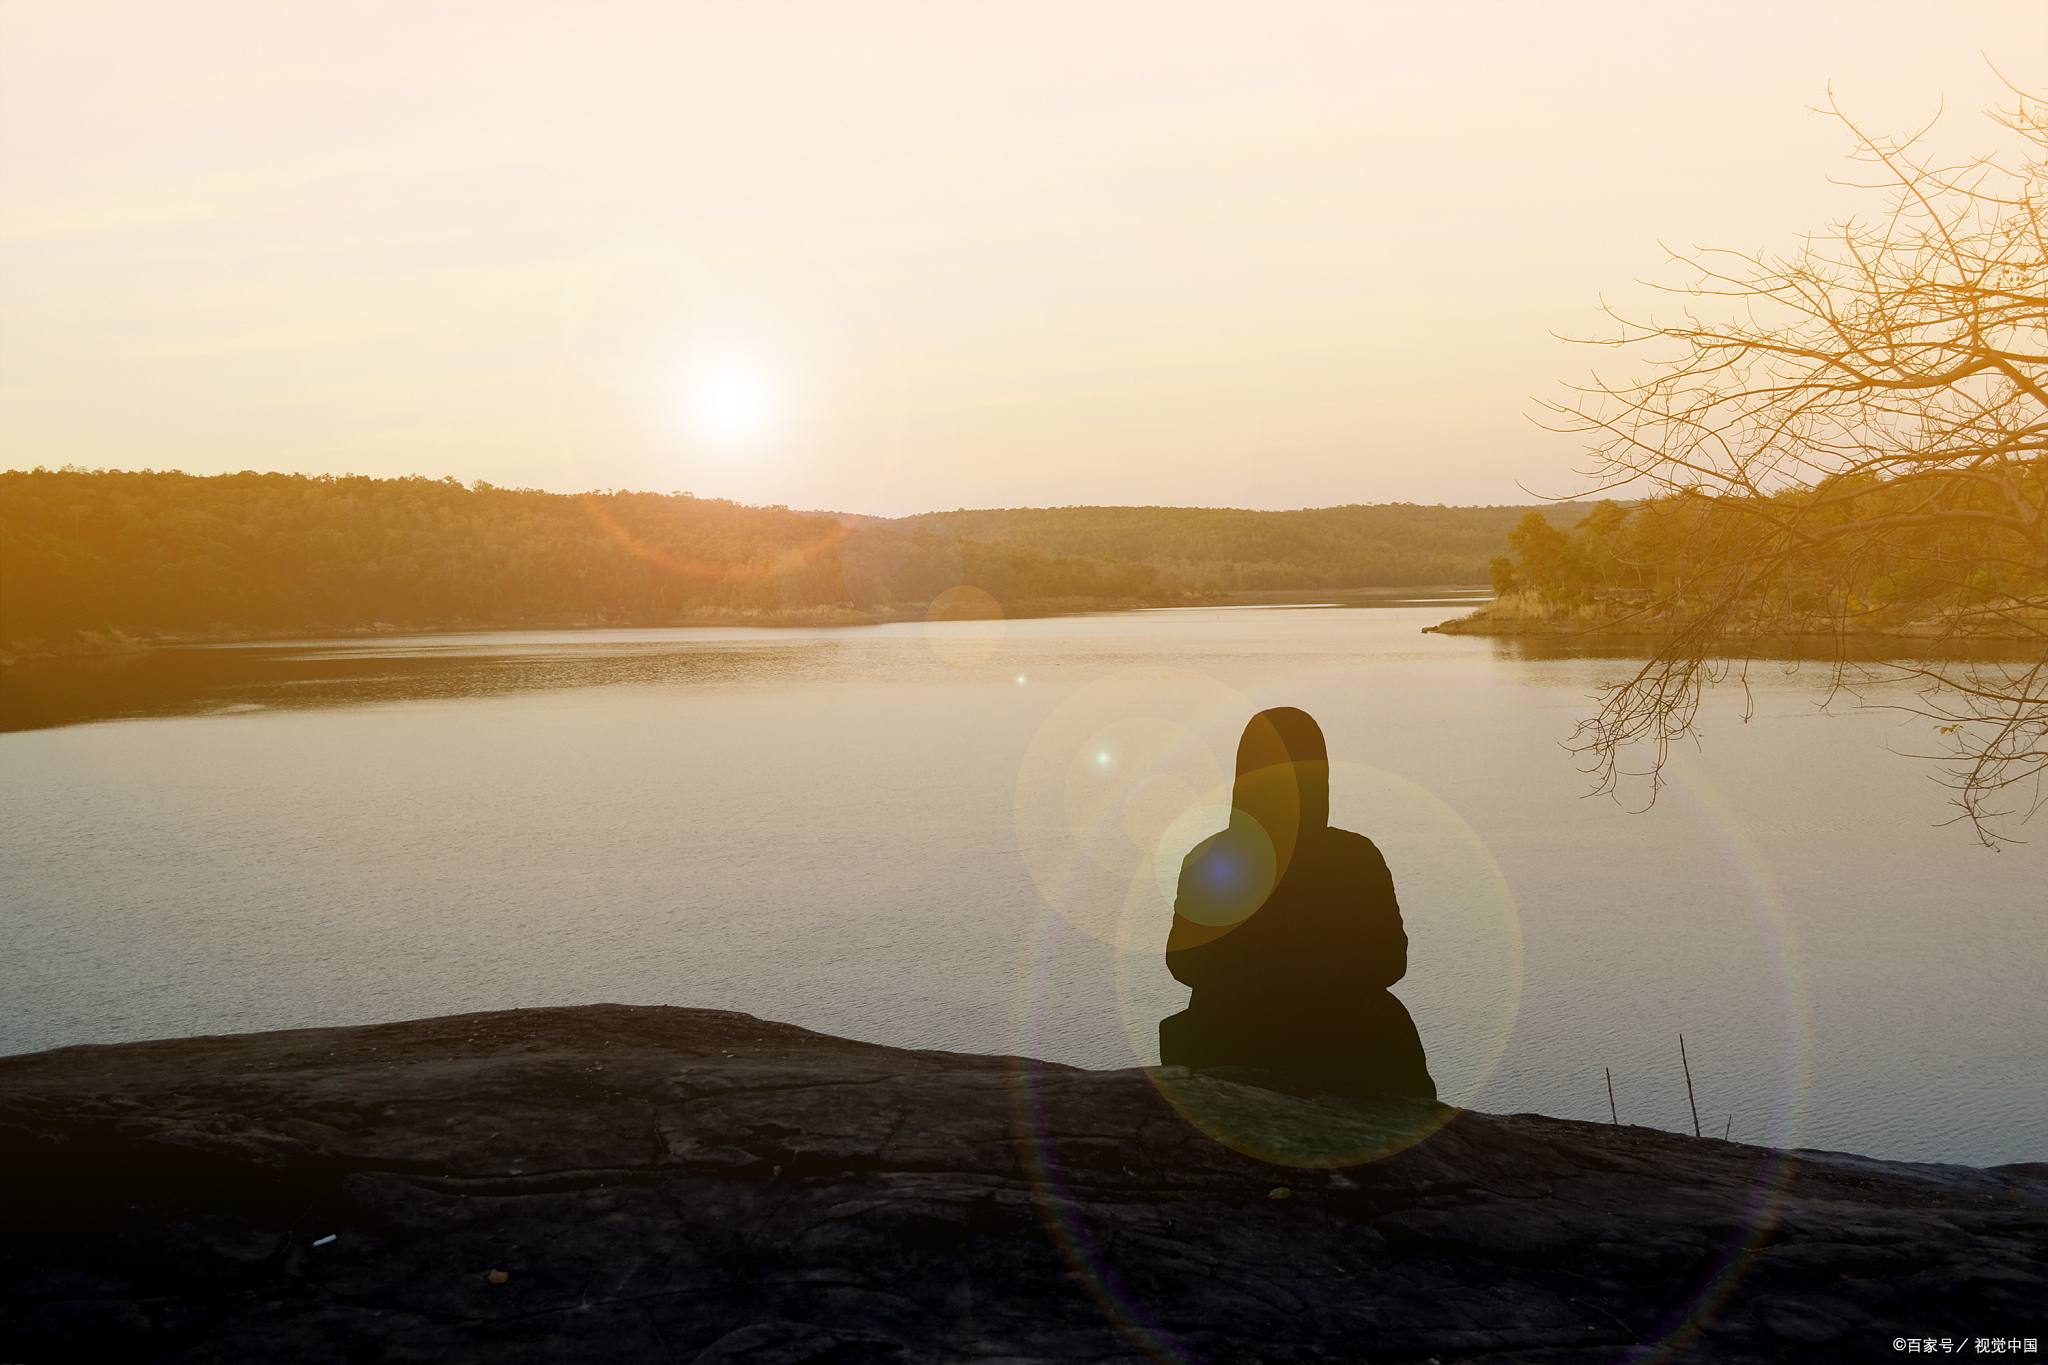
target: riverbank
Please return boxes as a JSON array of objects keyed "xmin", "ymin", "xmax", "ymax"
[
  {"xmin": 2, "ymin": 1004, "xmax": 2040, "ymax": 1361},
  {"xmin": 0, "ymin": 600, "xmax": 1146, "ymax": 669},
  {"xmin": 1, "ymin": 594, "xmax": 1253, "ymax": 670},
  {"xmin": 1426, "ymin": 590, "xmax": 2048, "ymax": 644},
  {"xmin": 0, "ymin": 617, "xmax": 860, "ymax": 669},
  {"xmin": 1, "ymin": 585, "xmax": 1498, "ymax": 670}
]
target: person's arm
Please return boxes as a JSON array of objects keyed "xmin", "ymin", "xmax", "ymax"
[
  {"xmin": 1344, "ymin": 834, "xmax": 1408, "ymax": 987},
  {"xmin": 1164, "ymin": 915, "xmax": 1207, "ymax": 986},
  {"xmin": 1165, "ymin": 833, "xmax": 1242, "ymax": 986}
]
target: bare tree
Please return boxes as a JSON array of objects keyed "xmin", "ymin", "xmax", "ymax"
[{"xmin": 1539, "ymin": 85, "xmax": 2047, "ymax": 844}]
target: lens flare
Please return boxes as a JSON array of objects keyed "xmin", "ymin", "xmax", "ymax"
[{"xmin": 1015, "ymin": 670, "xmax": 1248, "ymax": 944}]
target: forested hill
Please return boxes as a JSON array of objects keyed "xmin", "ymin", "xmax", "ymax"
[
  {"xmin": 2, "ymin": 469, "xmax": 1562, "ymax": 658},
  {"xmin": 0, "ymin": 469, "xmax": 1181, "ymax": 655},
  {"xmin": 894, "ymin": 503, "xmax": 1593, "ymax": 592}
]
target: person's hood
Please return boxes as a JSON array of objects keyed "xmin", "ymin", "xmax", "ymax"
[
  {"xmin": 1172, "ymin": 708, "xmax": 1332, "ymax": 937},
  {"xmin": 1231, "ymin": 706, "xmax": 1330, "ymax": 852}
]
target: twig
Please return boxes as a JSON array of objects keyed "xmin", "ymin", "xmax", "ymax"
[
  {"xmin": 1606, "ymin": 1067, "xmax": 1618, "ymax": 1125},
  {"xmin": 1679, "ymin": 1034, "xmax": 1702, "ymax": 1138}
]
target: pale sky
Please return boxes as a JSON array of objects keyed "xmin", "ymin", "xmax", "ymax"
[{"xmin": 1, "ymin": 0, "xmax": 2039, "ymax": 515}]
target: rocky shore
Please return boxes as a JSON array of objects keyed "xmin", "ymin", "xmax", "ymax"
[
  {"xmin": 1422, "ymin": 598, "xmax": 2047, "ymax": 644},
  {"xmin": 2, "ymin": 1005, "xmax": 2042, "ymax": 1363}
]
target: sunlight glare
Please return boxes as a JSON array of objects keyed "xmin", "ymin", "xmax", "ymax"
[{"xmin": 680, "ymin": 355, "xmax": 780, "ymax": 448}]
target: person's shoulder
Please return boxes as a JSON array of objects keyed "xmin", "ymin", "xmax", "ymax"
[
  {"xmin": 1322, "ymin": 827, "xmax": 1389, "ymax": 866},
  {"xmin": 1181, "ymin": 829, "xmax": 1227, "ymax": 867}
]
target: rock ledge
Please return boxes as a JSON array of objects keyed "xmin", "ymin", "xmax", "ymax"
[{"xmin": 2, "ymin": 1004, "xmax": 2042, "ymax": 1362}]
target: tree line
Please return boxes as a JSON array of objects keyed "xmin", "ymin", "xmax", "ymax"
[
  {"xmin": 900, "ymin": 502, "xmax": 1591, "ymax": 592},
  {"xmin": 2, "ymin": 470, "xmax": 1577, "ymax": 655},
  {"xmin": 0, "ymin": 468, "xmax": 1198, "ymax": 652},
  {"xmin": 1483, "ymin": 478, "xmax": 2047, "ymax": 639}
]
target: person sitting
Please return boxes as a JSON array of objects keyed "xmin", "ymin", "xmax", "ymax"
[{"xmin": 1158, "ymin": 707, "xmax": 1436, "ymax": 1099}]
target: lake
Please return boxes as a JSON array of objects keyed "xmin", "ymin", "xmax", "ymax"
[{"xmin": 2, "ymin": 601, "xmax": 2042, "ymax": 1167}]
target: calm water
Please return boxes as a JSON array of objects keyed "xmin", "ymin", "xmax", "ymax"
[{"xmin": 2, "ymin": 604, "xmax": 2042, "ymax": 1167}]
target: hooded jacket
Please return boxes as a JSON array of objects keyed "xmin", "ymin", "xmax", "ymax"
[{"xmin": 1160, "ymin": 707, "xmax": 1431, "ymax": 1096}]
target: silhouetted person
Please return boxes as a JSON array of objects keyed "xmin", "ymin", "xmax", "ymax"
[{"xmin": 1159, "ymin": 708, "xmax": 1436, "ymax": 1098}]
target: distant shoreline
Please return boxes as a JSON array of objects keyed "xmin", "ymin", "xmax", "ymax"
[
  {"xmin": 2, "ymin": 585, "xmax": 1491, "ymax": 668},
  {"xmin": 1424, "ymin": 601, "xmax": 2046, "ymax": 645},
  {"xmin": 0, "ymin": 599, "xmax": 1141, "ymax": 668}
]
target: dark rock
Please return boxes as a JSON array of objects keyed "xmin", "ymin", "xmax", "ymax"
[{"xmin": 0, "ymin": 1004, "xmax": 2041, "ymax": 1362}]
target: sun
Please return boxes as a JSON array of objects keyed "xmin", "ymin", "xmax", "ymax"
[{"xmin": 678, "ymin": 355, "xmax": 780, "ymax": 448}]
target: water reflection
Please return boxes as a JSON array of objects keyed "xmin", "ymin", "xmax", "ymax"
[
  {"xmin": 0, "ymin": 592, "xmax": 1504, "ymax": 734},
  {"xmin": 0, "ymin": 636, "xmax": 829, "ymax": 732},
  {"xmin": 12, "ymin": 618, "xmax": 2034, "ymax": 734}
]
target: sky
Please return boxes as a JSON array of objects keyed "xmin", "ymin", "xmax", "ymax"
[{"xmin": 0, "ymin": 1, "xmax": 2040, "ymax": 517}]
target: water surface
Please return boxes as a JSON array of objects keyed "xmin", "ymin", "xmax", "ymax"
[{"xmin": 2, "ymin": 603, "xmax": 2041, "ymax": 1166}]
